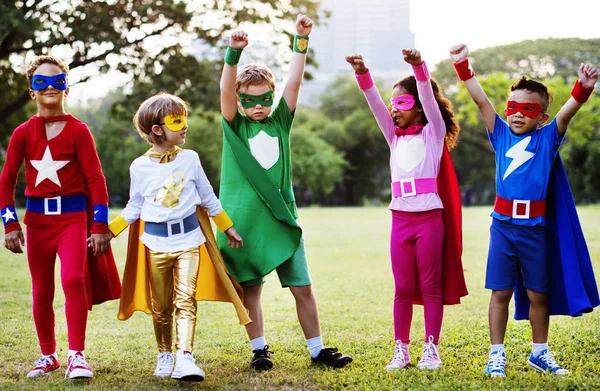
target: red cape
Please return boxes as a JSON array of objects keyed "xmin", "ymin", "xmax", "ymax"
[
  {"xmin": 413, "ymin": 145, "xmax": 468, "ymax": 305},
  {"xmin": 83, "ymin": 198, "xmax": 122, "ymax": 310}
]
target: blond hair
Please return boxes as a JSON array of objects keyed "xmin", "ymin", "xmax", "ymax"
[
  {"xmin": 133, "ymin": 92, "xmax": 188, "ymax": 145},
  {"xmin": 26, "ymin": 55, "xmax": 69, "ymax": 88},
  {"xmin": 236, "ymin": 63, "xmax": 276, "ymax": 92}
]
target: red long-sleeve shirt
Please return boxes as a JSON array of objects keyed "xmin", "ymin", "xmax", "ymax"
[{"xmin": 0, "ymin": 114, "xmax": 108, "ymax": 233}]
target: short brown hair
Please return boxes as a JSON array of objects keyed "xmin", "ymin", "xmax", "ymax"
[
  {"xmin": 133, "ymin": 92, "xmax": 189, "ymax": 145},
  {"xmin": 26, "ymin": 55, "xmax": 69, "ymax": 88},
  {"xmin": 236, "ymin": 63, "xmax": 276, "ymax": 92},
  {"xmin": 510, "ymin": 77, "xmax": 553, "ymax": 112}
]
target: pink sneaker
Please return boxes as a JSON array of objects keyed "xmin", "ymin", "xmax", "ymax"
[
  {"xmin": 27, "ymin": 355, "xmax": 60, "ymax": 378},
  {"xmin": 385, "ymin": 340, "xmax": 410, "ymax": 370},
  {"xmin": 417, "ymin": 336, "xmax": 442, "ymax": 370},
  {"xmin": 65, "ymin": 352, "xmax": 93, "ymax": 379}
]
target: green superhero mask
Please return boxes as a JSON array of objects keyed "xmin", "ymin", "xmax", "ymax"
[{"xmin": 238, "ymin": 90, "xmax": 274, "ymax": 109}]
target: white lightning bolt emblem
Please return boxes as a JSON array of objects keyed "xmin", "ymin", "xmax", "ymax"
[{"xmin": 503, "ymin": 136, "xmax": 533, "ymax": 180}]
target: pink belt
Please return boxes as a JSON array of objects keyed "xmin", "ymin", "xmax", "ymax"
[{"xmin": 391, "ymin": 178, "xmax": 438, "ymax": 198}]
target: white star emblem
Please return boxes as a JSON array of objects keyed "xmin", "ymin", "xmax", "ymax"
[
  {"xmin": 30, "ymin": 146, "xmax": 69, "ymax": 187},
  {"xmin": 2, "ymin": 209, "xmax": 16, "ymax": 223}
]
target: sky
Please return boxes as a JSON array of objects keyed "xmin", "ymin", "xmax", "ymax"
[
  {"xmin": 410, "ymin": 0, "xmax": 600, "ymax": 65},
  {"xmin": 68, "ymin": 0, "xmax": 600, "ymax": 103}
]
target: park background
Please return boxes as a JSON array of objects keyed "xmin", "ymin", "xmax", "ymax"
[{"xmin": 1, "ymin": 0, "xmax": 600, "ymax": 390}]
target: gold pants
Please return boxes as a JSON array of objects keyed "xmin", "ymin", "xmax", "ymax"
[{"xmin": 147, "ymin": 247, "xmax": 200, "ymax": 352}]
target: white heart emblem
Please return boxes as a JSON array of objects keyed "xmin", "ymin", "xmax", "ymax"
[
  {"xmin": 248, "ymin": 130, "xmax": 280, "ymax": 170},
  {"xmin": 395, "ymin": 137, "xmax": 425, "ymax": 172}
]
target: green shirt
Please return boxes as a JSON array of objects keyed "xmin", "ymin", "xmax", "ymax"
[{"xmin": 217, "ymin": 97, "xmax": 302, "ymax": 283}]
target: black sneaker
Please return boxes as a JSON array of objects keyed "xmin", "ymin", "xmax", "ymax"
[
  {"xmin": 311, "ymin": 347, "xmax": 352, "ymax": 368},
  {"xmin": 251, "ymin": 345, "xmax": 273, "ymax": 370}
]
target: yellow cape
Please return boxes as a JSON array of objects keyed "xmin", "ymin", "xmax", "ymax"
[{"xmin": 117, "ymin": 206, "xmax": 251, "ymax": 325}]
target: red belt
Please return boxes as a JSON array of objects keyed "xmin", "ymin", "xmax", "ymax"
[{"xmin": 493, "ymin": 195, "xmax": 546, "ymax": 219}]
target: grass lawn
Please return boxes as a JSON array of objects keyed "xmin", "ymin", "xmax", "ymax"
[{"xmin": 1, "ymin": 205, "xmax": 599, "ymax": 390}]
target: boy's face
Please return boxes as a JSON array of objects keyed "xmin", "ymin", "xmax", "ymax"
[
  {"xmin": 29, "ymin": 63, "xmax": 69, "ymax": 108},
  {"xmin": 238, "ymin": 83, "xmax": 274, "ymax": 121},
  {"xmin": 152, "ymin": 114, "xmax": 188, "ymax": 148},
  {"xmin": 505, "ymin": 89, "xmax": 549, "ymax": 135}
]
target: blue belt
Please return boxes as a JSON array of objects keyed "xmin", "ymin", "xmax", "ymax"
[
  {"xmin": 144, "ymin": 213, "xmax": 199, "ymax": 237},
  {"xmin": 26, "ymin": 195, "xmax": 86, "ymax": 215}
]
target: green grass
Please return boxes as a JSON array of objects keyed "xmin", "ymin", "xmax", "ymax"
[{"xmin": 1, "ymin": 206, "xmax": 600, "ymax": 390}]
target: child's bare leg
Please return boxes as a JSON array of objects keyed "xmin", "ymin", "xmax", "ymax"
[
  {"xmin": 488, "ymin": 289, "xmax": 513, "ymax": 344},
  {"xmin": 289, "ymin": 285, "xmax": 320, "ymax": 339},
  {"xmin": 526, "ymin": 290, "xmax": 549, "ymax": 343},
  {"xmin": 243, "ymin": 284, "xmax": 264, "ymax": 340}
]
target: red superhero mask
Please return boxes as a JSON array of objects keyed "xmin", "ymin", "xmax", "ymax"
[{"xmin": 504, "ymin": 100, "xmax": 543, "ymax": 119}]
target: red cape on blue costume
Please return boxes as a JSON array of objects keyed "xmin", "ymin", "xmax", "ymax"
[
  {"xmin": 413, "ymin": 145, "xmax": 468, "ymax": 305},
  {"xmin": 513, "ymin": 155, "xmax": 599, "ymax": 320}
]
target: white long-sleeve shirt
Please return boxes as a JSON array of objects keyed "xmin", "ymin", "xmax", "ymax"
[{"xmin": 120, "ymin": 149, "xmax": 223, "ymax": 252}]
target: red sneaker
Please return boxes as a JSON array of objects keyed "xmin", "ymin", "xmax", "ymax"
[
  {"xmin": 27, "ymin": 355, "xmax": 60, "ymax": 378},
  {"xmin": 65, "ymin": 352, "xmax": 93, "ymax": 379}
]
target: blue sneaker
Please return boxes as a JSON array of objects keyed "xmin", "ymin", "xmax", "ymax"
[
  {"xmin": 527, "ymin": 349, "xmax": 568, "ymax": 375},
  {"xmin": 485, "ymin": 350, "xmax": 506, "ymax": 378}
]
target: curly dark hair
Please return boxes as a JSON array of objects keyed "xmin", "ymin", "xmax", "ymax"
[
  {"xmin": 510, "ymin": 76, "xmax": 553, "ymax": 112},
  {"xmin": 390, "ymin": 75, "xmax": 460, "ymax": 150}
]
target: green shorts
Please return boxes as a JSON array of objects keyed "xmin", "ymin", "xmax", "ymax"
[{"xmin": 241, "ymin": 236, "xmax": 312, "ymax": 288}]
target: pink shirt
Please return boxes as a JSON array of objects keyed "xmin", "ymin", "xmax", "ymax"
[{"xmin": 356, "ymin": 63, "xmax": 445, "ymax": 212}]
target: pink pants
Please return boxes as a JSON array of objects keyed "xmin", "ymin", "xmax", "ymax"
[
  {"xmin": 390, "ymin": 209, "xmax": 444, "ymax": 344},
  {"xmin": 26, "ymin": 223, "xmax": 89, "ymax": 355}
]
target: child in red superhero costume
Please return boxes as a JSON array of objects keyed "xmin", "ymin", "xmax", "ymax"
[{"xmin": 0, "ymin": 55, "xmax": 118, "ymax": 379}]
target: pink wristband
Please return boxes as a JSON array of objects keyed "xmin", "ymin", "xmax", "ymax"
[
  {"xmin": 412, "ymin": 61, "xmax": 429, "ymax": 82},
  {"xmin": 571, "ymin": 80, "xmax": 594, "ymax": 103},
  {"xmin": 355, "ymin": 69, "xmax": 374, "ymax": 91},
  {"xmin": 453, "ymin": 58, "xmax": 475, "ymax": 81}
]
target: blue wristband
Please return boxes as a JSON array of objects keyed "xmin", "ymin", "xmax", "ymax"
[
  {"xmin": 1, "ymin": 205, "xmax": 19, "ymax": 226},
  {"xmin": 93, "ymin": 205, "xmax": 109, "ymax": 224}
]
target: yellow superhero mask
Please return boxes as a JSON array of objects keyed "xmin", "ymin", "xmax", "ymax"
[{"xmin": 161, "ymin": 115, "xmax": 187, "ymax": 131}]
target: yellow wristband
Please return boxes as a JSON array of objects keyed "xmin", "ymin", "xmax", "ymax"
[
  {"xmin": 212, "ymin": 210, "xmax": 233, "ymax": 232},
  {"xmin": 109, "ymin": 215, "xmax": 129, "ymax": 237}
]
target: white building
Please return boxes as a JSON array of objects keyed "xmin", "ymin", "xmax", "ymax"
[{"xmin": 302, "ymin": 0, "xmax": 415, "ymax": 104}]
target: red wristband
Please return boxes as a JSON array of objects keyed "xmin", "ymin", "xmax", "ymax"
[
  {"xmin": 453, "ymin": 58, "xmax": 475, "ymax": 81},
  {"xmin": 571, "ymin": 80, "xmax": 594, "ymax": 103}
]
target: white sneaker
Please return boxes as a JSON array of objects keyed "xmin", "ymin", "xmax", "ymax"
[
  {"xmin": 417, "ymin": 336, "xmax": 443, "ymax": 370},
  {"xmin": 171, "ymin": 350, "xmax": 205, "ymax": 381},
  {"xmin": 153, "ymin": 352, "xmax": 174, "ymax": 378},
  {"xmin": 385, "ymin": 340, "xmax": 410, "ymax": 370}
]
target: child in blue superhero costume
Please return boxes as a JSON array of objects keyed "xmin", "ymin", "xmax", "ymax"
[{"xmin": 450, "ymin": 43, "xmax": 599, "ymax": 378}]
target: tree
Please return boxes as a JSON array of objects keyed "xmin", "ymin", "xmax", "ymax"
[
  {"xmin": 0, "ymin": 0, "xmax": 323, "ymax": 147},
  {"xmin": 434, "ymin": 38, "xmax": 600, "ymax": 88}
]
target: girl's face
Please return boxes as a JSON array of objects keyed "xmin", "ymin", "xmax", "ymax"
[{"xmin": 390, "ymin": 85, "xmax": 423, "ymax": 129}]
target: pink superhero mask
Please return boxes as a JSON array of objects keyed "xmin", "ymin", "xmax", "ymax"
[
  {"xmin": 391, "ymin": 94, "xmax": 416, "ymax": 111},
  {"xmin": 504, "ymin": 100, "xmax": 543, "ymax": 119}
]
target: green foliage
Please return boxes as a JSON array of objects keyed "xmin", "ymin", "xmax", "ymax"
[
  {"xmin": 435, "ymin": 38, "xmax": 600, "ymax": 88},
  {"xmin": 316, "ymin": 75, "xmax": 392, "ymax": 204},
  {"xmin": 0, "ymin": 0, "xmax": 323, "ymax": 147},
  {"xmin": 289, "ymin": 124, "xmax": 347, "ymax": 202},
  {"xmin": 2, "ymin": 206, "xmax": 600, "ymax": 389}
]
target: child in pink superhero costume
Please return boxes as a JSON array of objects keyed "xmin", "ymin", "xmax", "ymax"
[
  {"xmin": 0, "ymin": 55, "xmax": 116, "ymax": 379},
  {"xmin": 346, "ymin": 49, "xmax": 467, "ymax": 370}
]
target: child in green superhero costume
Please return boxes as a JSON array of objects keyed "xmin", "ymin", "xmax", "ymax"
[{"xmin": 218, "ymin": 14, "xmax": 352, "ymax": 370}]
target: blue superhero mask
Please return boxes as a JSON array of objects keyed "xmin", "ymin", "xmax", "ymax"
[{"xmin": 31, "ymin": 73, "xmax": 68, "ymax": 91}]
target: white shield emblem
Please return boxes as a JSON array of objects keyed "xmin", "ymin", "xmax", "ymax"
[
  {"xmin": 248, "ymin": 130, "xmax": 280, "ymax": 170},
  {"xmin": 395, "ymin": 137, "xmax": 425, "ymax": 172}
]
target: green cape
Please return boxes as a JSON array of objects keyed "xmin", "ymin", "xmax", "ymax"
[{"xmin": 217, "ymin": 111, "xmax": 302, "ymax": 283}]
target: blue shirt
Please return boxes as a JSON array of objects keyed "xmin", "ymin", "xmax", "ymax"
[{"xmin": 488, "ymin": 114, "xmax": 564, "ymax": 226}]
